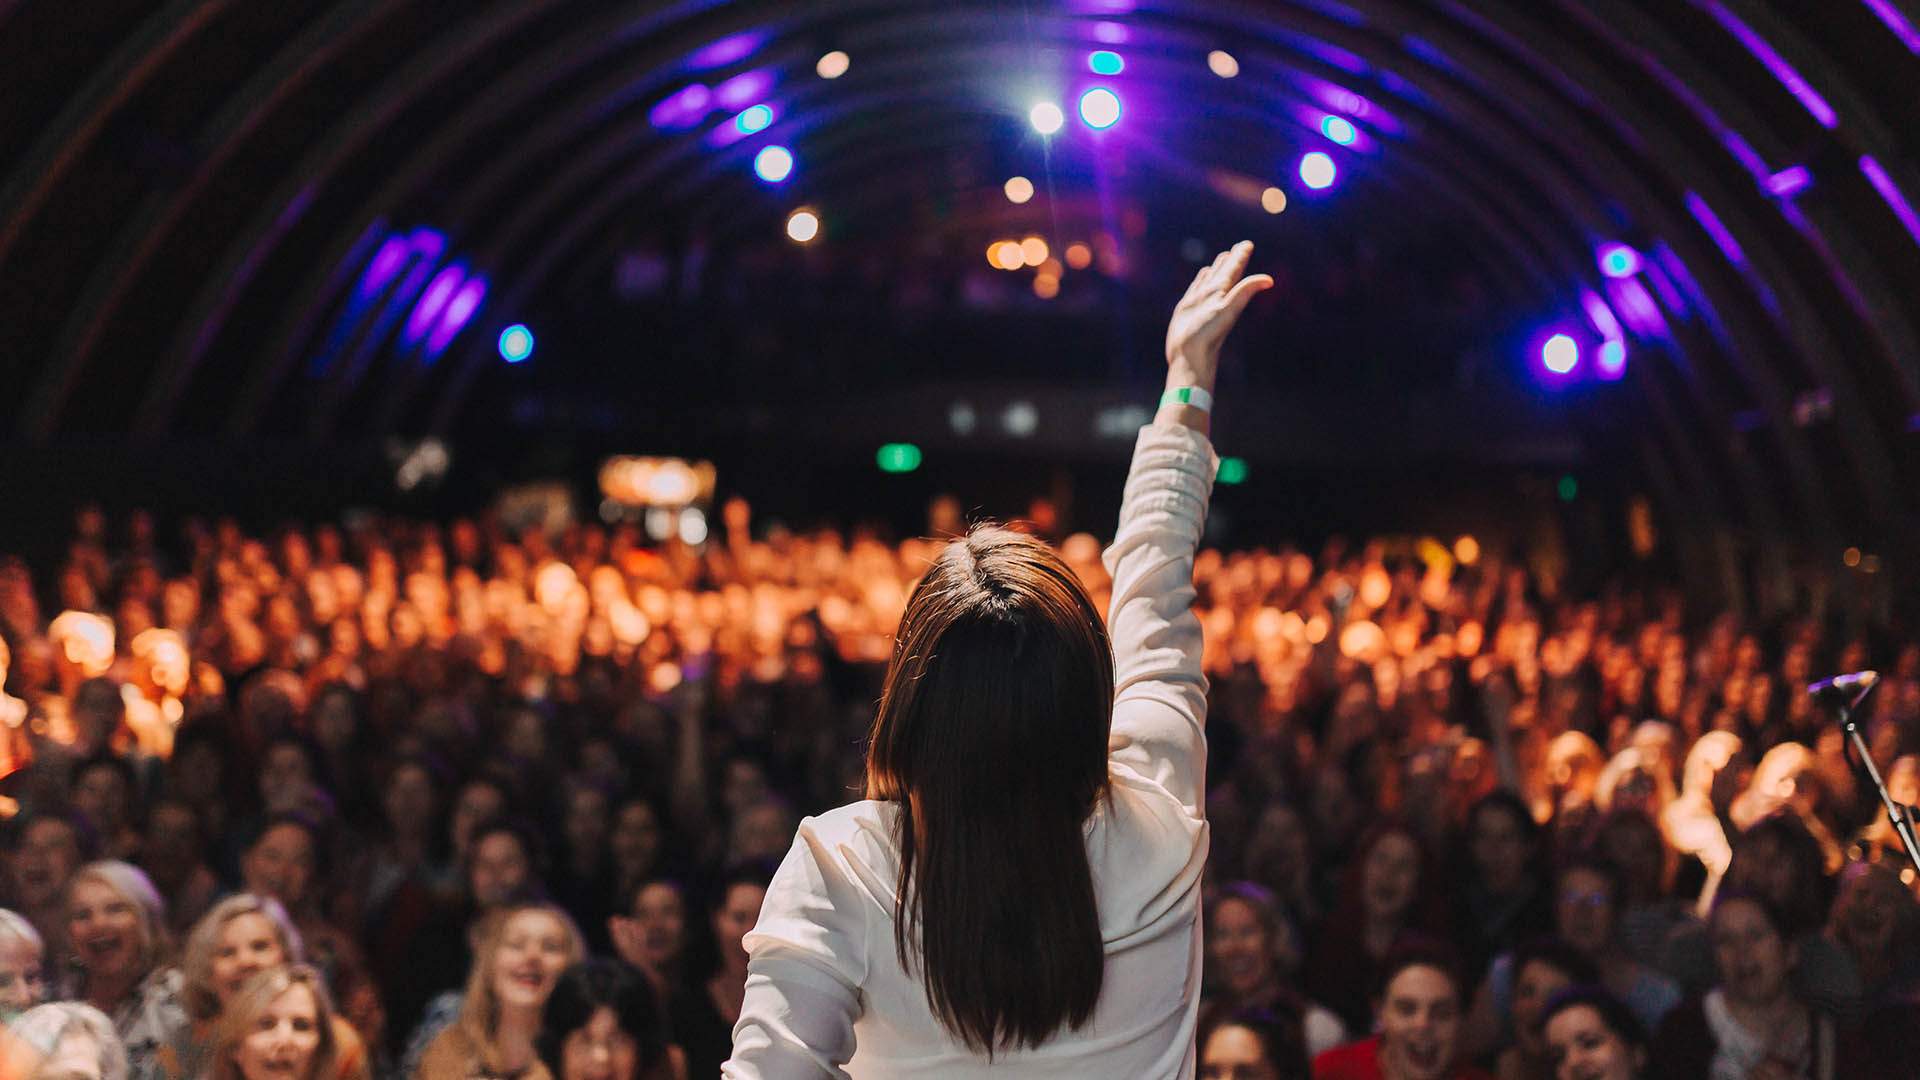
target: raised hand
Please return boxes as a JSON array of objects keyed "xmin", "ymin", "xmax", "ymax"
[{"xmin": 1164, "ymin": 240, "xmax": 1273, "ymax": 390}]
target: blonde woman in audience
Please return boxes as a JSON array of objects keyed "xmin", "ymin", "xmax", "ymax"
[
  {"xmin": 418, "ymin": 902, "xmax": 584, "ymax": 1080},
  {"xmin": 209, "ymin": 965, "xmax": 349, "ymax": 1080},
  {"xmin": 10, "ymin": 1001, "xmax": 131, "ymax": 1080},
  {"xmin": 0, "ymin": 908, "xmax": 49, "ymax": 1022},
  {"xmin": 63, "ymin": 861, "xmax": 183, "ymax": 1080},
  {"xmin": 161, "ymin": 894, "xmax": 367, "ymax": 1080}
]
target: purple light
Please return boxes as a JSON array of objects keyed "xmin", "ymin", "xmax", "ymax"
[
  {"xmin": 1645, "ymin": 246, "xmax": 1693, "ymax": 319},
  {"xmin": 1597, "ymin": 243, "xmax": 1641, "ymax": 278},
  {"xmin": 1860, "ymin": 155, "xmax": 1920, "ymax": 245},
  {"xmin": 648, "ymin": 84, "xmax": 711, "ymax": 130},
  {"xmin": 1597, "ymin": 340, "xmax": 1628, "ymax": 379},
  {"xmin": 1863, "ymin": 0, "xmax": 1920, "ymax": 53},
  {"xmin": 687, "ymin": 32, "xmax": 761, "ymax": 71},
  {"xmin": 1685, "ymin": 192, "xmax": 1745, "ymax": 266},
  {"xmin": 359, "ymin": 236, "xmax": 408, "ymax": 297},
  {"xmin": 715, "ymin": 69, "xmax": 775, "ymax": 111},
  {"xmin": 403, "ymin": 264, "xmax": 464, "ymax": 346},
  {"xmin": 1766, "ymin": 165, "xmax": 1812, "ymax": 197},
  {"xmin": 1695, "ymin": 1, "xmax": 1837, "ymax": 128},
  {"xmin": 1607, "ymin": 278, "xmax": 1670, "ymax": 339},
  {"xmin": 426, "ymin": 277, "xmax": 486, "ymax": 357},
  {"xmin": 1092, "ymin": 20, "xmax": 1128, "ymax": 44},
  {"xmin": 1580, "ymin": 289, "xmax": 1625, "ymax": 340}
]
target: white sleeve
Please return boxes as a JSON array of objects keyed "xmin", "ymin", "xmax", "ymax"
[
  {"xmin": 724, "ymin": 818, "xmax": 870, "ymax": 1079},
  {"xmin": 1101, "ymin": 422, "xmax": 1216, "ymax": 820}
]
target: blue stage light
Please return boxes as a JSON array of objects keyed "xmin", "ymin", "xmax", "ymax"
[
  {"xmin": 499, "ymin": 324, "xmax": 534, "ymax": 363},
  {"xmin": 1088, "ymin": 50, "xmax": 1125, "ymax": 75},
  {"xmin": 753, "ymin": 145, "xmax": 794, "ymax": 183},
  {"xmin": 734, "ymin": 104, "xmax": 773, "ymax": 134},
  {"xmin": 1299, "ymin": 151, "xmax": 1337, "ymax": 189},
  {"xmin": 1321, "ymin": 115, "xmax": 1357, "ymax": 145},
  {"xmin": 1079, "ymin": 87, "xmax": 1122, "ymax": 129},
  {"xmin": 1541, "ymin": 333, "xmax": 1579, "ymax": 375}
]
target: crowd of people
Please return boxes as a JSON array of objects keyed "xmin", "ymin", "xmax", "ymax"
[{"xmin": 0, "ymin": 500, "xmax": 1914, "ymax": 1079}]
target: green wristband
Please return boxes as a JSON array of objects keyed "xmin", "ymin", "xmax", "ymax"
[{"xmin": 1160, "ymin": 386, "xmax": 1214, "ymax": 413}]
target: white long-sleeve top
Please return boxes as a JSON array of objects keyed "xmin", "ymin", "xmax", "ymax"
[{"xmin": 724, "ymin": 421, "xmax": 1216, "ymax": 1079}]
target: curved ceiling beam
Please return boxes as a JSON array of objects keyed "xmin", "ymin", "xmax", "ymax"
[{"xmin": 0, "ymin": 0, "xmax": 232, "ymax": 265}]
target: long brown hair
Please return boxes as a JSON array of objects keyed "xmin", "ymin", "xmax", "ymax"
[
  {"xmin": 865, "ymin": 525, "xmax": 1112, "ymax": 1054},
  {"xmin": 211, "ymin": 965, "xmax": 338, "ymax": 1080}
]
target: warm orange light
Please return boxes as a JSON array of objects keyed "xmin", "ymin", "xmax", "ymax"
[
  {"xmin": 1064, "ymin": 242, "xmax": 1092, "ymax": 269},
  {"xmin": 1004, "ymin": 176, "xmax": 1035, "ymax": 204},
  {"xmin": 1260, "ymin": 187, "xmax": 1287, "ymax": 214},
  {"xmin": 1020, "ymin": 236, "xmax": 1050, "ymax": 266},
  {"xmin": 1033, "ymin": 274, "xmax": 1060, "ymax": 299},
  {"xmin": 1339, "ymin": 620, "xmax": 1386, "ymax": 660},
  {"xmin": 1208, "ymin": 50, "xmax": 1240, "ymax": 78},
  {"xmin": 988, "ymin": 240, "xmax": 1025, "ymax": 270},
  {"xmin": 1454, "ymin": 535, "xmax": 1481, "ymax": 565},
  {"xmin": 1358, "ymin": 566, "xmax": 1392, "ymax": 609}
]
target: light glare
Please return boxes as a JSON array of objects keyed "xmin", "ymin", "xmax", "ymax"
[
  {"xmin": 1299, "ymin": 151, "xmax": 1337, "ymax": 190},
  {"xmin": 1030, "ymin": 102, "xmax": 1065, "ymax": 134},
  {"xmin": 786, "ymin": 209, "xmax": 820, "ymax": 243},
  {"xmin": 1004, "ymin": 175, "xmax": 1035, "ymax": 204},
  {"xmin": 753, "ymin": 145, "xmax": 794, "ymax": 183},
  {"xmin": 1542, "ymin": 333, "xmax": 1579, "ymax": 375},
  {"xmin": 1079, "ymin": 87, "xmax": 1122, "ymax": 129},
  {"xmin": 816, "ymin": 50, "xmax": 849, "ymax": 79},
  {"xmin": 1208, "ymin": 50, "xmax": 1239, "ymax": 78},
  {"xmin": 1261, "ymin": 187, "xmax": 1288, "ymax": 214}
]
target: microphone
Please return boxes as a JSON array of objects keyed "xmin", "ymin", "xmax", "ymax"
[{"xmin": 1806, "ymin": 670, "xmax": 1879, "ymax": 704}]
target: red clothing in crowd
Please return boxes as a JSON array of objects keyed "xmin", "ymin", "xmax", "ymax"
[{"xmin": 1311, "ymin": 1036, "xmax": 1493, "ymax": 1080}]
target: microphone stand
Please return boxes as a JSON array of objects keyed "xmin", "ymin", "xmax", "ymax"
[{"xmin": 1830, "ymin": 681, "xmax": 1920, "ymax": 871}]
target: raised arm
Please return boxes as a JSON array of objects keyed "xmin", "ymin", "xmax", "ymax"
[{"xmin": 1102, "ymin": 242, "xmax": 1271, "ymax": 819}]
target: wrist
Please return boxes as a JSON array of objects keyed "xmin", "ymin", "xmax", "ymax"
[{"xmin": 1164, "ymin": 352, "xmax": 1216, "ymax": 392}]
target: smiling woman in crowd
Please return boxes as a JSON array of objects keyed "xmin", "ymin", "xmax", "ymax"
[
  {"xmin": 160, "ymin": 894, "xmax": 367, "ymax": 1080},
  {"xmin": 417, "ymin": 902, "xmax": 584, "ymax": 1080},
  {"xmin": 1313, "ymin": 941, "xmax": 1490, "ymax": 1080},
  {"xmin": 209, "ymin": 966, "xmax": 341, "ymax": 1080},
  {"xmin": 62, "ymin": 861, "xmax": 183, "ymax": 1080}
]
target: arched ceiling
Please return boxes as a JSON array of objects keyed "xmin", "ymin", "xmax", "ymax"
[{"xmin": 1, "ymin": 0, "xmax": 1917, "ymax": 561}]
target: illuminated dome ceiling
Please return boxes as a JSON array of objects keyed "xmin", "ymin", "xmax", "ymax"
[{"xmin": 1, "ymin": 0, "xmax": 1917, "ymax": 556}]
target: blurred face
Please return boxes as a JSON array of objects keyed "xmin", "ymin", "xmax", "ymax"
[
  {"xmin": 1471, "ymin": 805, "xmax": 1529, "ymax": 893},
  {"xmin": 260, "ymin": 747, "xmax": 313, "ymax": 814},
  {"xmin": 71, "ymin": 766, "xmax": 128, "ymax": 832},
  {"xmin": 471, "ymin": 833, "xmax": 533, "ymax": 907},
  {"xmin": 1207, "ymin": 898, "xmax": 1274, "ymax": 997},
  {"xmin": 1545, "ymin": 1004, "xmax": 1640, "ymax": 1080},
  {"xmin": 1712, "ymin": 898, "xmax": 1793, "ymax": 1006},
  {"xmin": 609, "ymin": 803, "xmax": 662, "ymax": 876},
  {"xmin": 1363, "ymin": 833, "xmax": 1421, "ymax": 924},
  {"xmin": 561, "ymin": 1006, "xmax": 639, "ymax": 1080},
  {"xmin": 383, "ymin": 765, "xmax": 434, "ymax": 834},
  {"xmin": 565, "ymin": 789, "xmax": 610, "ymax": 859},
  {"xmin": 146, "ymin": 804, "xmax": 201, "ymax": 872},
  {"xmin": 490, "ymin": 911, "xmax": 572, "ymax": 1012},
  {"xmin": 16, "ymin": 820, "xmax": 82, "ymax": 908},
  {"xmin": 1512, "ymin": 960, "xmax": 1575, "ymax": 1056},
  {"xmin": 1833, "ymin": 864, "xmax": 1908, "ymax": 953},
  {"xmin": 713, "ymin": 884, "xmax": 767, "ymax": 972},
  {"xmin": 1377, "ymin": 965, "xmax": 1461, "ymax": 1080},
  {"xmin": 213, "ymin": 913, "xmax": 288, "ymax": 1007},
  {"xmin": 449, "ymin": 783, "xmax": 507, "ymax": 858},
  {"xmin": 0, "ymin": 936, "xmax": 46, "ymax": 1019},
  {"xmin": 68, "ymin": 880, "xmax": 144, "ymax": 982},
  {"xmin": 242, "ymin": 825, "xmax": 317, "ymax": 908},
  {"xmin": 1556, "ymin": 868, "xmax": 1615, "ymax": 955},
  {"xmin": 1199, "ymin": 1023, "xmax": 1277, "ymax": 1080},
  {"xmin": 233, "ymin": 983, "xmax": 321, "ymax": 1080},
  {"xmin": 632, "ymin": 884, "xmax": 686, "ymax": 969}
]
